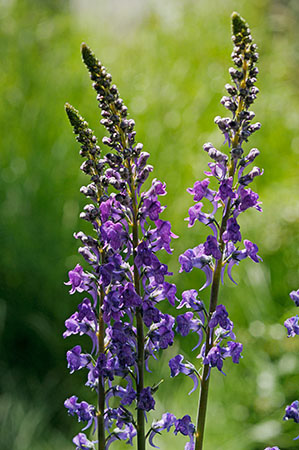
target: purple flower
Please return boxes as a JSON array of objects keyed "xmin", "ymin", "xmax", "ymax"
[
  {"xmin": 179, "ymin": 245, "xmax": 213, "ymax": 290},
  {"xmin": 187, "ymin": 202, "xmax": 218, "ymax": 236},
  {"xmin": 244, "ymin": 239, "xmax": 262, "ymax": 263},
  {"xmin": 169, "ymin": 355, "xmax": 199, "ymax": 394},
  {"xmin": 64, "ymin": 299, "xmax": 98, "ymax": 352},
  {"xmin": 284, "ymin": 316, "xmax": 299, "ymax": 338},
  {"xmin": 65, "ymin": 397, "xmax": 96, "ymax": 431},
  {"xmin": 187, "ymin": 179, "xmax": 215, "ymax": 202},
  {"xmin": 209, "ymin": 305, "xmax": 233, "ymax": 331},
  {"xmin": 142, "ymin": 300, "xmax": 161, "ymax": 327},
  {"xmin": 176, "ymin": 313, "xmax": 203, "ymax": 349},
  {"xmin": 106, "ymin": 377, "xmax": 137, "ymax": 407},
  {"xmin": 105, "ymin": 423, "xmax": 137, "ymax": 448},
  {"xmin": 144, "ymin": 178, "xmax": 167, "ymax": 198},
  {"xmin": 77, "ymin": 298, "xmax": 96, "ymax": 322},
  {"xmin": 102, "ymin": 288, "xmax": 124, "ymax": 324},
  {"xmin": 64, "ymin": 395, "xmax": 79, "ymax": 416},
  {"xmin": 224, "ymin": 240, "xmax": 261, "ymax": 284},
  {"xmin": 65, "ymin": 264, "xmax": 90, "ymax": 294},
  {"xmin": 222, "ymin": 341, "xmax": 243, "ymax": 364},
  {"xmin": 150, "ymin": 219, "xmax": 178, "ymax": 254},
  {"xmin": 201, "ymin": 341, "xmax": 243, "ymax": 373},
  {"xmin": 88, "ymin": 353, "xmax": 114, "ymax": 383},
  {"xmin": 204, "ymin": 162, "xmax": 227, "ymax": 179},
  {"xmin": 119, "ymin": 345, "xmax": 136, "ymax": 369},
  {"xmin": 101, "ymin": 220, "xmax": 127, "ymax": 251},
  {"xmin": 284, "ymin": 400, "xmax": 299, "ymax": 423},
  {"xmin": 169, "ymin": 354, "xmax": 186, "ymax": 377},
  {"xmin": 76, "ymin": 401, "xmax": 97, "ymax": 429},
  {"xmin": 160, "ymin": 282, "xmax": 177, "ymax": 306},
  {"xmin": 66, "ymin": 345, "xmax": 91, "ymax": 373},
  {"xmin": 215, "ymin": 177, "xmax": 236, "ymax": 202},
  {"xmin": 238, "ymin": 187, "xmax": 262, "ymax": 212},
  {"xmin": 203, "ymin": 143, "xmax": 228, "ymax": 165},
  {"xmin": 264, "ymin": 447, "xmax": 280, "ymax": 450},
  {"xmin": 174, "ymin": 415, "xmax": 195, "ymax": 436},
  {"xmin": 64, "ymin": 311, "xmax": 93, "ymax": 337},
  {"xmin": 138, "ymin": 387, "xmax": 155, "ymax": 411},
  {"xmin": 72, "ymin": 433, "xmax": 96, "ymax": 450},
  {"xmin": 239, "ymin": 166, "xmax": 264, "ymax": 186},
  {"xmin": 177, "ymin": 312, "xmax": 195, "ymax": 337},
  {"xmin": 179, "ymin": 244, "xmax": 206, "ymax": 273},
  {"xmin": 290, "ymin": 289, "xmax": 299, "ymax": 307},
  {"xmin": 121, "ymin": 282, "xmax": 142, "ymax": 308},
  {"xmin": 135, "ymin": 241, "xmax": 157, "ymax": 269},
  {"xmin": 142, "ymin": 197, "xmax": 164, "ymax": 221},
  {"xmin": 222, "ymin": 217, "xmax": 241, "ymax": 244},
  {"xmin": 174, "ymin": 415, "xmax": 195, "ymax": 450},
  {"xmin": 203, "ymin": 345, "xmax": 225, "ymax": 374},
  {"xmin": 204, "ymin": 235, "xmax": 222, "ymax": 260},
  {"xmin": 157, "ymin": 314, "xmax": 175, "ymax": 349},
  {"xmin": 149, "ymin": 413, "xmax": 177, "ymax": 448},
  {"xmin": 177, "ymin": 289, "xmax": 205, "ymax": 314}
]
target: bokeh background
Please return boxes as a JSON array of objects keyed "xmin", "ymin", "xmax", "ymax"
[{"xmin": 1, "ymin": 0, "xmax": 299, "ymax": 448}]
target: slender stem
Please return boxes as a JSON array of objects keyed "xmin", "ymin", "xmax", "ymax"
[
  {"xmin": 131, "ymin": 170, "xmax": 146, "ymax": 450},
  {"xmin": 195, "ymin": 196, "xmax": 230, "ymax": 450},
  {"xmin": 194, "ymin": 256, "xmax": 223, "ymax": 450},
  {"xmin": 98, "ymin": 252, "xmax": 106, "ymax": 450},
  {"xmin": 195, "ymin": 50, "xmax": 248, "ymax": 449},
  {"xmin": 136, "ymin": 309, "xmax": 145, "ymax": 450},
  {"xmin": 194, "ymin": 188, "xmax": 236, "ymax": 450},
  {"xmin": 114, "ymin": 108, "xmax": 145, "ymax": 448}
]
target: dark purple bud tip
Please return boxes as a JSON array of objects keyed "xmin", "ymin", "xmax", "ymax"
[
  {"xmin": 81, "ymin": 43, "xmax": 100, "ymax": 72},
  {"xmin": 231, "ymin": 12, "xmax": 249, "ymax": 37},
  {"xmin": 231, "ymin": 146, "xmax": 243, "ymax": 159}
]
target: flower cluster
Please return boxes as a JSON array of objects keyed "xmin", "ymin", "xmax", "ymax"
[
  {"xmin": 284, "ymin": 290, "xmax": 299, "ymax": 338},
  {"xmin": 62, "ymin": 12, "xmax": 291, "ymax": 450},
  {"xmin": 148, "ymin": 413, "xmax": 195, "ymax": 450},
  {"xmin": 173, "ymin": 12, "xmax": 261, "ymax": 449},
  {"xmin": 283, "ymin": 289, "xmax": 299, "ymax": 440},
  {"xmin": 263, "ymin": 289, "xmax": 299, "ymax": 449},
  {"xmin": 64, "ymin": 43, "xmax": 192, "ymax": 449}
]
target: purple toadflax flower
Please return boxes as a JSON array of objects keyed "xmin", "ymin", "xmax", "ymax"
[
  {"xmin": 169, "ymin": 354, "xmax": 200, "ymax": 395},
  {"xmin": 284, "ymin": 400, "xmax": 299, "ymax": 424},
  {"xmin": 290, "ymin": 289, "xmax": 299, "ymax": 307},
  {"xmin": 284, "ymin": 316, "xmax": 299, "ymax": 338},
  {"xmin": 278, "ymin": 288, "xmax": 299, "ymax": 442},
  {"xmin": 264, "ymin": 448, "xmax": 280, "ymax": 450},
  {"xmin": 174, "ymin": 12, "xmax": 262, "ymax": 450},
  {"xmin": 73, "ymin": 433, "xmax": 97, "ymax": 450},
  {"xmin": 64, "ymin": 43, "xmax": 183, "ymax": 450}
]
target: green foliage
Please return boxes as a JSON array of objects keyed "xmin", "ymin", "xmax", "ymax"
[{"xmin": 1, "ymin": 0, "xmax": 299, "ymax": 449}]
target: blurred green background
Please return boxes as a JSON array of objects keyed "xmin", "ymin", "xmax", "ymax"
[{"xmin": 1, "ymin": 0, "xmax": 299, "ymax": 448}]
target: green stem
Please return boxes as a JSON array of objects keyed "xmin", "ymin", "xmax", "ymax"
[
  {"xmin": 194, "ymin": 255, "xmax": 223, "ymax": 450},
  {"xmin": 131, "ymin": 172, "xmax": 146, "ymax": 450},
  {"xmin": 195, "ymin": 156, "xmax": 246, "ymax": 450},
  {"xmin": 194, "ymin": 168, "xmax": 239, "ymax": 450},
  {"xmin": 195, "ymin": 51, "xmax": 247, "ymax": 448},
  {"xmin": 98, "ymin": 252, "xmax": 106, "ymax": 450}
]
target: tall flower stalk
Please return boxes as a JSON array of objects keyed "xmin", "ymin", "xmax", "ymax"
[
  {"xmin": 171, "ymin": 12, "xmax": 263, "ymax": 450},
  {"xmin": 64, "ymin": 44, "xmax": 193, "ymax": 450}
]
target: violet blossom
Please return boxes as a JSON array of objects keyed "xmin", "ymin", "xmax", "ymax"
[
  {"xmin": 172, "ymin": 12, "xmax": 262, "ymax": 450},
  {"xmin": 64, "ymin": 43, "xmax": 191, "ymax": 450}
]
